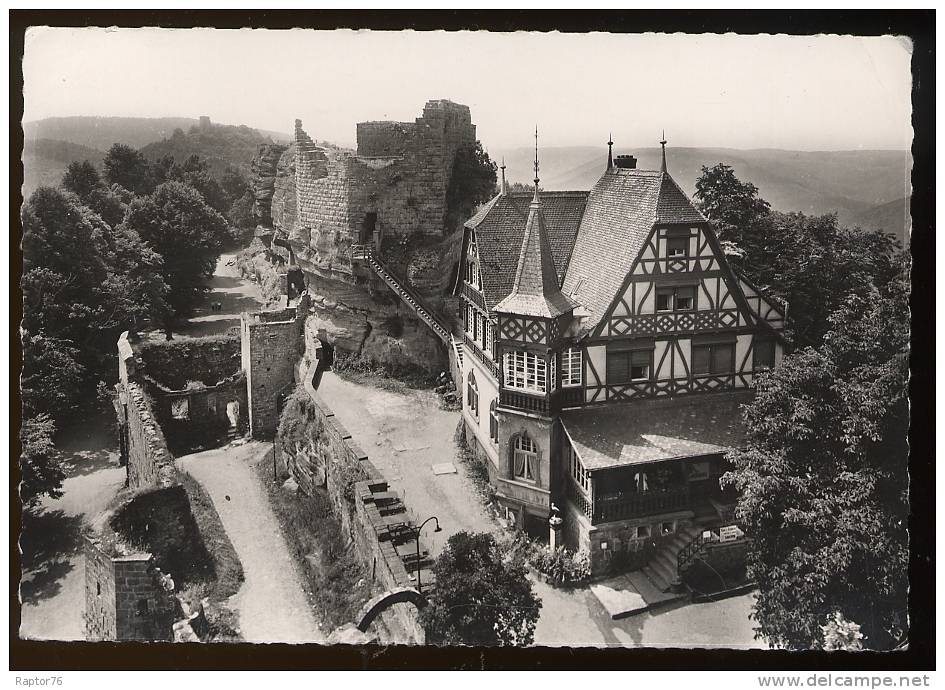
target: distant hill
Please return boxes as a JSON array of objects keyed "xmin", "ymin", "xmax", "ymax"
[
  {"xmin": 140, "ymin": 121, "xmax": 275, "ymax": 176},
  {"xmin": 492, "ymin": 146, "xmax": 912, "ymax": 236},
  {"xmin": 21, "ymin": 138, "xmax": 105, "ymax": 197},
  {"xmin": 848, "ymin": 196, "xmax": 912, "ymax": 245},
  {"xmin": 23, "ymin": 116, "xmax": 204, "ymax": 151},
  {"xmin": 22, "ymin": 115, "xmax": 291, "ymax": 160}
]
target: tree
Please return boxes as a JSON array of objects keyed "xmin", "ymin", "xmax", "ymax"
[
  {"xmin": 86, "ymin": 183, "xmax": 133, "ymax": 228},
  {"xmin": 122, "ymin": 181, "xmax": 229, "ymax": 337},
  {"xmin": 419, "ymin": 531, "xmax": 541, "ymax": 646},
  {"xmin": 103, "ymin": 143, "xmax": 155, "ymax": 195},
  {"xmin": 694, "ymin": 165, "xmax": 902, "ymax": 348},
  {"xmin": 694, "ymin": 163, "xmax": 770, "ymax": 248},
  {"xmin": 19, "ymin": 414, "xmax": 65, "ymax": 509},
  {"xmin": 21, "ymin": 187, "xmax": 167, "ymax": 410},
  {"xmin": 721, "ymin": 261, "xmax": 909, "ymax": 650},
  {"xmin": 445, "ymin": 141, "xmax": 497, "ymax": 232},
  {"xmin": 61, "ymin": 160, "xmax": 103, "ymax": 201}
]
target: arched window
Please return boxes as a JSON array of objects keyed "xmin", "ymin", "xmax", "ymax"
[
  {"xmin": 511, "ymin": 433, "xmax": 538, "ymax": 483},
  {"xmin": 467, "ymin": 370, "xmax": 479, "ymax": 418},
  {"xmin": 489, "ymin": 400, "xmax": 498, "ymax": 444}
]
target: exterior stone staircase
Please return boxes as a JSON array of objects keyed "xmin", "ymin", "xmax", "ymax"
[
  {"xmin": 641, "ymin": 521, "xmax": 705, "ymax": 592},
  {"xmin": 351, "ymin": 243, "xmax": 451, "ymax": 345}
]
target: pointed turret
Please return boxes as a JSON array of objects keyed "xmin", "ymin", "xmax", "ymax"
[
  {"xmin": 500, "ymin": 157, "xmax": 508, "ymax": 195},
  {"xmin": 607, "ymin": 133, "xmax": 614, "ymax": 171},
  {"xmin": 494, "ymin": 128, "xmax": 578, "ymax": 318}
]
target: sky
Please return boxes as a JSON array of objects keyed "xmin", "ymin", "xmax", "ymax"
[{"xmin": 21, "ymin": 28, "xmax": 913, "ymax": 151}]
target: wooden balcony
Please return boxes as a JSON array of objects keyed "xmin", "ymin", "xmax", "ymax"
[
  {"xmin": 499, "ymin": 388, "xmax": 550, "ymax": 415},
  {"xmin": 463, "ymin": 334, "xmax": 499, "ymax": 378},
  {"xmin": 592, "ymin": 486, "xmax": 690, "ymax": 524}
]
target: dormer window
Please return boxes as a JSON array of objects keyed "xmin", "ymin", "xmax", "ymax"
[{"xmin": 667, "ymin": 236, "xmax": 689, "ymax": 257}]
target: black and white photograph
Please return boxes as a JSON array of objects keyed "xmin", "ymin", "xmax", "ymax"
[{"xmin": 10, "ymin": 10, "xmax": 931, "ymax": 674}]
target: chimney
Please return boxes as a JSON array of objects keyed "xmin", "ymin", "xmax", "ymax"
[{"xmin": 614, "ymin": 154, "xmax": 637, "ymax": 169}]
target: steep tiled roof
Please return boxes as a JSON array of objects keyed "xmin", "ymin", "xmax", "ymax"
[
  {"xmin": 561, "ymin": 391, "xmax": 753, "ymax": 470},
  {"xmin": 466, "ymin": 191, "xmax": 588, "ymax": 311},
  {"xmin": 561, "ymin": 168, "xmax": 706, "ymax": 334},
  {"xmin": 494, "ymin": 194, "xmax": 579, "ymax": 318}
]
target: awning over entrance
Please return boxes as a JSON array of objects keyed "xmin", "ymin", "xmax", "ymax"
[{"xmin": 560, "ymin": 391, "xmax": 753, "ymax": 470}]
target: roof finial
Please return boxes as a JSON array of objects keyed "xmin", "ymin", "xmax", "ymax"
[
  {"xmin": 607, "ymin": 132, "xmax": 614, "ymax": 171},
  {"xmin": 500, "ymin": 157, "xmax": 508, "ymax": 195},
  {"xmin": 533, "ymin": 126, "xmax": 541, "ymax": 203},
  {"xmin": 660, "ymin": 130, "xmax": 668, "ymax": 173}
]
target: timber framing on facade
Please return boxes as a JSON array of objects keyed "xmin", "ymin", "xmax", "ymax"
[{"xmin": 453, "ymin": 140, "xmax": 786, "ymax": 578}]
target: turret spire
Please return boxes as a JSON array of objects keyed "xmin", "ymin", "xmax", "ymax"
[
  {"xmin": 660, "ymin": 130, "xmax": 668, "ymax": 173},
  {"xmin": 607, "ymin": 132, "xmax": 614, "ymax": 171},
  {"xmin": 533, "ymin": 126, "xmax": 541, "ymax": 203},
  {"xmin": 500, "ymin": 157, "xmax": 508, "ymax": 195}
]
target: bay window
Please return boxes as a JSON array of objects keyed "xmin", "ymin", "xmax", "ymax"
[
  {"xmin": 561, "ymin": 347, "xmax": 582, "ymax": 387},
  {"xmin": 504, "ymin": 349, "xmax": 547, "ymax": 393}
]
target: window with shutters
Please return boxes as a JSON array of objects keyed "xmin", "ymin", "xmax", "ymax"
[
  {"xmin": 484, "ymin": 321, "xmax": 493, "ymax": 359},
  {"xmin": 753, "ymin": 339, "xmax": 776, "ymax": 370},
  {"xmin": 607, "ymin": 349, "xmax": 652, "ymax": 383},
  {"xmin": 692, "ymin": 343, "xmax": 734, "ymax": 375},
  {"xmin": 503, "ymin": 350, "xmax": 546, "ymax": 393},
  {"xmin": 656, "ymin": 285, "xmax": 696, "ymax": 312},
  {"xmin": 467, "ymin": 370, "xmax": 479, "ymax": 418},
  {"xmin": 561, "ymin": 347, "xmax": 582, "ymax": 387},
  {"xmin": 511, "ymin": 433, "xmax": 538, "ymax": 483}
]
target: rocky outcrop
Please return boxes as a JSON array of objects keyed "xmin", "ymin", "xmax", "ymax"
[
  {"xmin": 251, "ymin": 143, "xmax": 287, "ymax": 227},
  {"xmin": 247, "ymin": 100, "xmax": 478, "ymax": 376}
]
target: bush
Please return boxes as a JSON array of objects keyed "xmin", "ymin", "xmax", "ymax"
[{"xmin": 529, "ymin": 544, "xmax": 591, "ymax": 587}]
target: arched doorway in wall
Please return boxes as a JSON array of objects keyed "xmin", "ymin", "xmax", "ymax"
[
  {"xmin": 360, "ymin": 212, "xmax": 377, "ymax": 245},
  {"xmin": 226, "ymin": 401, "xmax": 240, "ymax": 429}
]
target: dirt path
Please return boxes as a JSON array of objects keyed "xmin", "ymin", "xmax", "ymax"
[
  {"xmin": 316, "ymin": 371, "xmax": 496, "ymax": 558},
  {"xmin": 174, "ymin": 252, "xmax": 271, "ymax": 338},
  {"xmin": 19, "ymin": 417, "xmax": 125, "ymax": 640},
  {"xmin": 177, "ymin": 442, "xmax": 324, "ymax": 643}
]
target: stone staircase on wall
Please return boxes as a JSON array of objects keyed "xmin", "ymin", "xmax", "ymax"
[{"xmin": 351, "ymin": 243, "xmax": 451, "ymax": 345}]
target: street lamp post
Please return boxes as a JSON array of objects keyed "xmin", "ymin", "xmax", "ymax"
[{"xmin": 414, "ymin": 516, "xmax": 442, "ymax": 594}]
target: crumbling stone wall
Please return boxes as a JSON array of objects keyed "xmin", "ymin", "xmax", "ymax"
[
  {"xmin": 136, "ymin": 335, "xmax": 242, "ymax": 390},
  {"xmin": 240, "ymin": 294, "xmax": 310, "ymax": 438},
  {"xmin": 117, "ymin": 380, "xmax": 176, "ymax": 491},
  {"xmin": 83, "ymin": 537, "xmax": 177, "ymax": 642}
]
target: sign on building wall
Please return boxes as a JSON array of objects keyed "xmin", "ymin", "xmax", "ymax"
[{"xmin": 719, "ymin": 525, "xmax": 744, "ymax": 543}]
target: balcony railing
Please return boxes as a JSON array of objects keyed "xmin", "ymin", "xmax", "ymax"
[
  {"xmin": 566, "ymin": 478, "xmax": 593, "ymax": 520},
  {"xmin": 464, "ymin": 334, "xmax": 500, "ymax": 378},
  {"xmin": 499, "ymin": 389, "xmax": 550, "ymax": 415},
  {"xmin": 592, "ymin": 486, "xmax": 690, "ymax": 524}
]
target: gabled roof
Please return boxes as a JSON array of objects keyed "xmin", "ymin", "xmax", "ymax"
[
  {"xmin": 465, "ymin": 191, "xmax": 588, "ymax": 311},
  {"xmin": 494, "ymin": 194, "xmax": 579, "ymax": 318},
  {"xmin": 561, "ymin": 168, "xmax": 706, "ymax": 334},
  {"xmin": 561, "ymin": 390, "xmax": 753, "ymax": 470}
]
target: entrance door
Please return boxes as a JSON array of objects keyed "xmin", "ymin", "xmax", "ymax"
[
  {"xmin": 361, "ymin": 213, "xmax": 377, "ymax": 244},
  {"xmin": 226, "ymin": 401, "xmax": 240, "ymax": 429}
]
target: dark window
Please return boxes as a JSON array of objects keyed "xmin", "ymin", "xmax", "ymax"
[
  {"xmin": 656, "ymin": 285, "xmax": 696, "ymax": 312},
  {"xmin": 467, "ymin": 371, "xmax": 479, "ymax": 418},
  {"xmin": 607, "ymin": 349, "xmax": 652, "ymax": 383},
  {"xmin": 489, "ymin": 399, "xmax": 498, "ymax": 444},
  {"xmin": 136, "ymin": 599, "xmax": 149, "ymax": 616},
  {"xmin": 753, "ymin": 339, "xmax": 776, "ymax": 370},
  {"xmin": 692, "ymin": 343, "xmax": 734, "ymax": 375},
  {"xmin": 667, "ymin": 236, "xmax": 688, "ymax": 257},
  {"xmin": 96, "ymin": 582, "xmax": 101, "ymax": 596}
]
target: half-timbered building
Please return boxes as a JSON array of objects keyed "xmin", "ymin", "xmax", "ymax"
[{"xmin": 454, "ymin": 140, "xmax": 786, "ymax": 585}]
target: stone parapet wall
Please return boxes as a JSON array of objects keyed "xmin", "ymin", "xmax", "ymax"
[
  {"xmin": 136, "ymin": 334, "xmax": 242, "ymax": 390},
  {"xmin": 118, "ymin": 380, "xmax": 176, "ymax": 491}
]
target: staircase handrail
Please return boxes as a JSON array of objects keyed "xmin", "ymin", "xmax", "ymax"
[
  {"xmin": 361, "ymin": 245, "xmax": 452, "ymax": 344},
  {"xmin": 677, "ymin": 529, "xmax": 713, "ymax": 574}
]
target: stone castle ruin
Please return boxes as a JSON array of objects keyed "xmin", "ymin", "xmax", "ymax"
[{"xmin": 250, "ymin": 100, "xmax": 478, "ymax": 375}]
